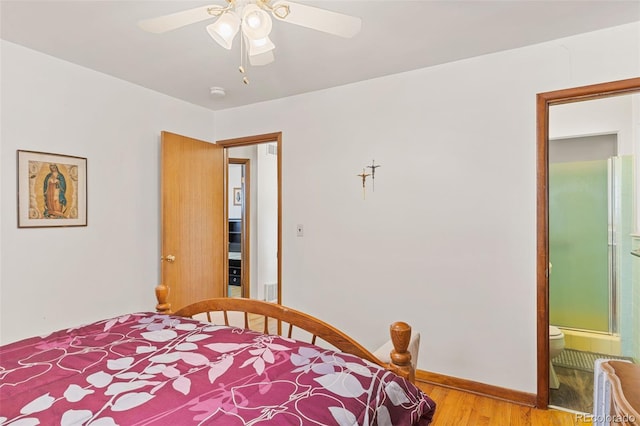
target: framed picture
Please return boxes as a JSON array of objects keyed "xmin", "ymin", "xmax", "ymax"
[
  {"xmin": 17, "ymin": 150, "xmax": 87, "ymax": 228},
  {"xmin": 233, "ymin": 187, "xmax": 242, "ymax": 206}
]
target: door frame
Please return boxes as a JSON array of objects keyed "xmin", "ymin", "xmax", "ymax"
[
  {"xmin": 217, "ymin": 132, "xmax": 282, "ymax": 304},
  {"xmin": 536, "ymin": 77, "xmax": 640, "ymax": 408}
]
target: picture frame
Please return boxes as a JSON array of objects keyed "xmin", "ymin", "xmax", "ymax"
[
  {"xmin": 233, "ymin": 187, "xmax": 242, "ymax": 206},
  {"xmin": 17, "ymin": 150, "xmax": 87, "ymax": 228}
]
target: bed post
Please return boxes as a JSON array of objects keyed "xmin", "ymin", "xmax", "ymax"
[
  {"xmin": 389, "ymin": 321, "xmax": 415, "ymax": 383},
  {"xmin": 155, "ymin": 283, "xmax": 171, "ymax": 314}
]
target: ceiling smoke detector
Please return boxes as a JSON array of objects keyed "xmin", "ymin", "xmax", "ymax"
[{"xmin": 210, "ymin": 86, "xmax": 226, "ymax": 98}]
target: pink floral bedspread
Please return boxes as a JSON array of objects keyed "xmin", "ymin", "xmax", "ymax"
[{"xmin": 0, "ymin": 312, "xmax": 435, "ymax": 425}]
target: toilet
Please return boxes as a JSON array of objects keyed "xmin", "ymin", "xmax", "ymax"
[{"xmin": 549, "ymin": 325, "xmax": 565, "ymax": 389}]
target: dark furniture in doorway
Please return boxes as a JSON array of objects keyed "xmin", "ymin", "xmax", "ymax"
[{"xmin": 229, "ymin": 219, "xmax": 242, "ymax": 287}]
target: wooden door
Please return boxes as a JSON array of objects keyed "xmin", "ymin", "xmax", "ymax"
[{"xmin": 161, "ymin": 131, "xmax": 225, "ymax": 312}]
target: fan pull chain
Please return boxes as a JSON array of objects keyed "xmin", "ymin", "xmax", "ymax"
[{"xmin": 239, "ymin": 34, "xmax": 249, "ymax": 85}]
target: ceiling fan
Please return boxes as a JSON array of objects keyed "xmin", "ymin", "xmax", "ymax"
[{"xmin": 138, "ymin": 0, "xmax": 362, "ymax": 82}]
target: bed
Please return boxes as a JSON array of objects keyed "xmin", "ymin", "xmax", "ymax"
[{"xmin": 0, "ymin": 285, "xmax": 436, "ymax": 425}]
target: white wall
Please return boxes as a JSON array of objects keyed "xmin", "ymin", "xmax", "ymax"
[
  {"xmin": 0, "ymin": 41, "xmax": 216, "ymax": 344},
  {"xmin": 256, "ymin": 144, "xmax": 278, "ymax": 301},
  {"xmin": 214, "ymin": 23, "xmax": 640, "ymax": 393}
]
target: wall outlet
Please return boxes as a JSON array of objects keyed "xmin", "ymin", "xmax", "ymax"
[{"xmin": 296, "ymin": 224, "xmax": 304, "ymax": 237}]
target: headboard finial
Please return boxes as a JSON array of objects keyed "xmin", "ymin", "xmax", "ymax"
[
  {"xmin": 155, "ymin": 283, "xmax": 171, "ymax": 314},
  {"xmin": 389, "ymin": 321, "xmax": 414, "ymax": 382}
]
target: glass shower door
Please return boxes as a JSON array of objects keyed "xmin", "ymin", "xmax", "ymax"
[{"xmin": 549, "ymin": 159, "xmax": 610, "ymax": 332}]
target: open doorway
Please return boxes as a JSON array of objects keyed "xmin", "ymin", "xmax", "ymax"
[
  {"xmin": 547, "ymin": 132, "xmax": 636, "ymax": 413},
  {"xmin": 536, "ymin": 78, "xmax": 640, "ymax": 409},
  {"xmin": 228, "ymin": 158, "xmax": 250, "ymax": 298},
  {"xmin": 218, "ymin": 132, "xmax": 282, "ymax": 305}
]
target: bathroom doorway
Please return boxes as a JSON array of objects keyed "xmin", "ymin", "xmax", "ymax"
[
  {"xmin": 536, "ymin": 78, "xmax": 640, "ymax": 410},
  {"xmin": 547, "ymin": 132, "xmax": 635, "ymax": 413}
]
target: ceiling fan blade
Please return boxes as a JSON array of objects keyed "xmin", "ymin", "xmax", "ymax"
[
  {"xmin": 271, "ymin": 1, "xmax": 361, "ymax": 38},
  {"xmin": 138, "ymin": 5, "xmax": 222, "ymax": 34},
  {"xmin": 249, "ymin": 50, "xmax": 275, "ymax": 66}
]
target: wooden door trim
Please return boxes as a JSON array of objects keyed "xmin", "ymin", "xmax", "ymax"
[
  {"xmin": 218, "ymin": 132, "xmax": 282, "ymax": 304},
  {"xmin": 536, "ymin": 77, "xmax": 640, "ymax": 408},
  {"xmin": 219, "ymin": 132, "xmax": 282, "ymax": 146}
]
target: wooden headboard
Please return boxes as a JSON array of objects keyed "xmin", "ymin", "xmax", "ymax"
[{"xmin": 155, "ymin": 283, "xmax": 415, "ymax": 382}]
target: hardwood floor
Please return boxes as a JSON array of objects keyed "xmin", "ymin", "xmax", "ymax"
[
  {"xmin": 416, "ymin": 381, "xmax": 593, "ymax": 425},
  {"xmin": 228, "ymin": 284, "xmax": 242, "ymax": 298}
]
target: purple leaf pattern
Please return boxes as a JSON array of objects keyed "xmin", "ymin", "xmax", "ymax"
[{"xmin": 0, "ymin": 312, "xmax": 435, "ymax": 425}]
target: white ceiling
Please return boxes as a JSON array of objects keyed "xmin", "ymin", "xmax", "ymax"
[{"xmin": 2, "ymin": 1, "xmax": 639, "ymax": 111}]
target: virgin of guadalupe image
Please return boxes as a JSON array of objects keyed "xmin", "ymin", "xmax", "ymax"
[{"xmin": 43, "ymin": 164, "xmax": 67, "ymax": 218}]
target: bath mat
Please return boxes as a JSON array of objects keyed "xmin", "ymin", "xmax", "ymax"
[{"xmin": 552, "ymin": 348, "xmax": 635, "ymax": 372}]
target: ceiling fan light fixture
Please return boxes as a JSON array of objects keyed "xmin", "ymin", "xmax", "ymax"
[
  {"xmin": 271, "ymin": 4, "xmax": 290, "ymax": 20},
  {"xmin": 245, "ymin": 13, "xmax": 262, "ymax": 29},
  {"xmin": 139, "ymin": 0, "xmax": 362, "ymax": 76},
  {"xmin": 249, "ymin": 50, "xmax": 275, "ymax": 66},
  {"xmin": 248, "ymin": 36, "xmax": 275, "ymax": 56},
  {"xmin": 206, "ymin": 11, "xmax": 241, "ymax": 49},
  {"xmin": 241, "ymin": 4, "xmax": 272, "ymax": 40}
]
